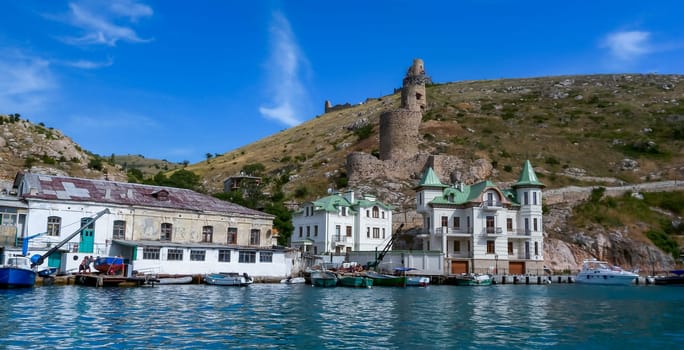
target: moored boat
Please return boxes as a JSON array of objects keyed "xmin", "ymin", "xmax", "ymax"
[
  {"xmin": 94, "ymin": 256, "xmax": 125, "ymax": 275},
  {"xmin": 654, "ymin": 270, "xmax": 684, "ymax": 285},
  {"xmin": 338, "ymin": 275, "xmax": 373, "ymax": 288},
  {"xmin": 453, "ymin": 274, "xmax": 492, "ymax": 286},
  {"xmin": 364, "ymin": 271, "xmax": 407, "ymax": 287},
  {"xmin": 204, "ymin": 272, "xmax": 253, "ymax": 286},
  {"xmin": 156, "ymin": 275, "xmax": 193, "ymax": 285},
  {"xmin": 406, "ymin": 276, "xmax": 430, "ymax": 287},
  {"xmin": 280, "ymin": 276, "xmax": 306, "ymax": 284},
  {"xmin": 310, "ymin": 271, "xmax": 338, "ymax": 287},
  {"xmin": 0, "ymin": 256, "xmax": 37, "ymax": 288},
  {"xmin": 575, "ymin": 259, "xmax": 638, "ymax": 285}
]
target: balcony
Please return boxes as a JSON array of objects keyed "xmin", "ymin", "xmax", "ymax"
[
  {"xmin": 482, "ymin": 200, "xmax": 503, "ymax": 211},
  {"xmin": 333, "ymin": 235, "xmax": 351, "ymax": 246},
  {"xmin": 484, "ymin": 227, "xmax": 504, "ymax": 237},
  {"xmin": 436, "ymin": 227, "xmax": 471, "ymax": 237}
]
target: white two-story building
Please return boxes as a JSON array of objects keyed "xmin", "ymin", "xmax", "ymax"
[
  {"xmin": 2, "ymin": 172, "xmax": 295, "ymax": 280},
  {"xmin": 415, "ymin": 160, "xmax": 545, "ymax": 275},
  {"xmin": 291, "ymin": 191, "xmax": 393, "ymax": 256}
]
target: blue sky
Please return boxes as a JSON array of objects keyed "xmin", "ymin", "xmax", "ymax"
[{"xmin": 1, "ymin": 1, "xmax": 683, "ymax": 163}]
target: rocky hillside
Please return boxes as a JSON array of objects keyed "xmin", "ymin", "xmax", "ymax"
[{"xmin": 0, "ymin": 114, "xmax": 125, "ymax": 185}]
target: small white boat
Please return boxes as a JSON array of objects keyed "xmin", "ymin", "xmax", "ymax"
[
  {"xmin": 280, "ymin": 277, "xmax": 306, "ymax": 284},
  {"xmin": 575, "ymin": 259, "xmax": 638, "ymax": 285},
  {"xmin": 157, "ymin": 275, "xmax": 193, "ymax": 285},
  {"xmin": 204, "ymin": 272, "xmax": 253, "ymax": 286}
]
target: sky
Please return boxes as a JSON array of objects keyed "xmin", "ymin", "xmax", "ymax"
[{"xmin": 1, "ymin": 1, "xmax": 683, "ymax": 163}]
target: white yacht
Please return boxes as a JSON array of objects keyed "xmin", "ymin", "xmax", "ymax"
[{"xmin": 575, "ymin": 259, "xmax": 638, "ymax": 285}]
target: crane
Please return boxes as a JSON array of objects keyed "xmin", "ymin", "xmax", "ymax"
[
  {"xmin": 30, "ymin": 209, "xmax": 110, "ymax": 268},
  {"xmin": 365, "ymin": 223, "xmax": 404, "ymax": 271}
]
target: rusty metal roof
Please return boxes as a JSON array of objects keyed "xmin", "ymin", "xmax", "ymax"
[{"xmin": 18, "ymin": 173, "xmax": 273, "ymax": 219}]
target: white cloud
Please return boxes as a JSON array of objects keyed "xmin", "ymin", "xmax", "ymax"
[
  {"xmin": 0, "ymin": 51, "xmax": 56, "ymax": 114},
  {"xmin": 62, "ymin": 57, "xmax": 114, "ymax": 69},
  {"xmin": 258, "ymin": 11, "xmax": 309, "ymax": 127},
  {"xmin": 60, "ymin": 1, "xmax": 152, "ymax": 47},
  {"xmin": 601, "ymin": 30, "xmax": 652, "ymax": 61}
]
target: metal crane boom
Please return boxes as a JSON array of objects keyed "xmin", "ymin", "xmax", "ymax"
[
  {"xmin": 366, "ymin": 223, "xmax": 404, "ymax": 271},
  {"xmin": 30, "ymin": 209, "xmax": 110, "ymax": 267}
]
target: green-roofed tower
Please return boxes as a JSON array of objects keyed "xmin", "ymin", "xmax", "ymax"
[{"xmin": 513, "ymin": 160, "xmax": 545, "ymax": 188}]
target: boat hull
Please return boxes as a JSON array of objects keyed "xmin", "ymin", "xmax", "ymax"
[
  {"xmin": 280, "ymin": 277, "xmax": 306, "ymax": 284},
  {"xmin": 406, "ymin": 276, "xmax": 430, "ymax": 287},
  {"xmin": 94, "ymin": 257, "xmax": 125, "ymax": 275},
  {"xmin": 157, "ymin": 275, "xmax": 193, "ymax": 284},
  {"xmin": 654, "ymin": 276, "xmax": 684, "ymax": 285},
  {"xmin": 311, "ymin": 271, "xmax": 338, "ymax": 287},
  {"xmin": 204, "ymin": 273, "xmax": 252, "ymax": 286},
  {"xmin": 575, "ymin": 273, "xmax": 637, "ymax": 285},
  {"xmin": 0, "ymin": 267, "xmax": 36, "ymax": 288},
  {"xmin": 454, "ymin": 275, "xmax": 492, "ymax": 286},
  {"xmin": 365, "ymin": 272, "xmax": 407, "ymax": 287},
  {"xmin": 339, "ymin": 276, "xmax": 373, "ymax": 288}
]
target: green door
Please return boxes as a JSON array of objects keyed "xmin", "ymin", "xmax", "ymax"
[
  {"xmin": 48, "ymin": 252, "xmax": 61, "ymax": 268},
  {"xmin": 79, "ymin": 218, "xmax": 95, "ymax": 253}
]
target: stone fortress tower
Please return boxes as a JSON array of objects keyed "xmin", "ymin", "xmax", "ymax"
[
  {"xmin": 379, "ymin": 59, "xmax": 430, "ymax": 161},
  {"xmin": 346, "ymin": 59, "xmax": 493, "ymax": 207}
]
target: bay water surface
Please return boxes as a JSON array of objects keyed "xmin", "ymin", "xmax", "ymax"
[{"xmin": 1, "ymin": 283, "xmax": 682, "ymax": 349}]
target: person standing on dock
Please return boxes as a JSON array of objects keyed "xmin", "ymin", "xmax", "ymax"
[{"xmin": 79, "ymin": 257, "xmax": 88, "ymax": 273}]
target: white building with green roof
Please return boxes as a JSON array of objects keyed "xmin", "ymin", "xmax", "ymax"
[
  {"xmin": 415, "ymin": 160, "xmax": 545, "ymax": 275},
  {"xmin": 291, "ymin": 191, "xmax": 393, "ymax": 255}
]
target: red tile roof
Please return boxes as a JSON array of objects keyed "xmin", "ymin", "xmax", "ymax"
[{"xmin": 18, "ymin": 173, "xmax": 273, "ymax": 219}]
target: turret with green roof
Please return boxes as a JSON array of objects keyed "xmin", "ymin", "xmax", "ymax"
[{"xmin": 512, "ymin": 160, "xmax": 544, "ymax": 188}]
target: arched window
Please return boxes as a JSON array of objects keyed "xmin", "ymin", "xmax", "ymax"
[{"xmin": 372, "ymin": 206, "xmax": 379, "ymax": 218}]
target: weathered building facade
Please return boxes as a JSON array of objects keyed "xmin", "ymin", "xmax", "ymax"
[{"xmin": 4, "ymin": 173, "xmax": 293, "ymax": 279}]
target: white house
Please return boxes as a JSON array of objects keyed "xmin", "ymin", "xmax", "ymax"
[
  {"xmin": 6, "ymin": 172, "xmax": 294, "ymax": 279},
  {"xmin": 415, "ymin": 160, "xmax": 545, "ymax": 275},
  {"xmin": 291, "ymin": 191, "xmax": 393, "ymax": 256}
]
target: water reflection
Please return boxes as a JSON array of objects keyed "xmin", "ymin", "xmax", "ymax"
[{"xmin": 1, "ymin": 283, "xmax": 683, "ymax": 349}]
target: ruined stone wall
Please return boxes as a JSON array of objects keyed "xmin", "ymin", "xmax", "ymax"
[{"xmin": 400, "ymin": 58, "xmax": 428, "ymax": 112}]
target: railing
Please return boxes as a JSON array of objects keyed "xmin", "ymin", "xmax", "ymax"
[
  {"xmin": 483, "ymin": 227, "xmax": 504, "ymax": 235},
  {"xmin": 333, "ymin": 235, "xmax": 351, "ymax": 244},
  {"xmin": 482, "ymin": 200, "xmax": 503, "ymax": 210},
  {"xmin": 436, "ymin": 227, "xmax": 471, "ymax": 235}
]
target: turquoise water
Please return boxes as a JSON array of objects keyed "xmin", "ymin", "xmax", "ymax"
[{"xmin": 1, "ymin": 283, "xmax": 682, "ymax": 349}]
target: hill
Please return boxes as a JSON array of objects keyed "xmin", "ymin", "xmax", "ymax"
[{"xmin": 188, "ymin": 73, "xmax": 683, "ymax": 197}]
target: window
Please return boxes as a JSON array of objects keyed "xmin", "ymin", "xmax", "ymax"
[
  {"xmin": 314, "ymin": 225, "xmax": 318, "ymax": 237},
  {"xmin": 335, "ymin": 225, "xmax": 340, "ymax": 238},
  {"xmin": 441, "ymin": 216, "xmax": 448, "ymax": 227},
  {"xmin": 0, "ymin": 212, "xmax": 17, "ymax": 226},
  {"xmin": 533, "ymin": 218, "xmax": 538, "ymax": 231},
  {"xmin": 534, "ymin": 242, "xmax": 539, "ymax": 256},
  {"xmin": 381, "ymin": 211, "xmax": 385, "ymax": 219},
  {"xmin": 366, "ymin": 227, "xmax": 370, "ymax": 238},
  {"xmin": 507, "ymin": 218, "xmax": 513, "ymax": 232},
  {"xmin": 453, "ymin": 241, "xmax": 460, "ymax": 252},
  {"xmin": 249, "ymin": 229, "xmax": 260, "ymax": 245},
  {"xmin": 47, "ymin": 216, "xmax": 61, "ymax": 236},
  {"xmin": 524, "ymin": 192, "xmax": 529, "ymax": 205},
  {"xmin": 346, "ymin": 247, "xmax": 351, "ymax": 254},
  {"xmin": 161, "ymin": 223, "xmax": 172, "ymax": 241},
  {"xmin": 298, "ymin": 226, "xmax": 302, "ymax": 238},
  {"xmin": 508, "ymin": 242, "xmax": 513, "ymax": 254},
  {"xmin": 227, "ymin": 227, "xmax": 237, "ymax": 244},
  {"xmin": 143, "ymin": 247, "xmax": 160, "ymax": 260},
  {"xmin": 306, "ymin": 226, "xmax": 310, "ymax": 237},
  {"xmin": 202, "ymin": 226, "xmax": 213, "ymax": 243},
  {"xmin": 260, "ymin": 251, "xmax": 273, "ymax": 263},
  {"xmin": 525, "ymin": 218, "xmax": 530, "ymax": 234},
  {"xmin": 487, "ymin": 240, "xmax": 495, "ymax": 254},
  {"xmin": 239, "ymin": 251, "xmax": 256, "ymax": 263},
  {"xmin": 341, "ymin": 207, "xmax": 347, "ymax": 216},
  {"xmin": 366, "ymin": 210, "xmax": 370, "ymax": 217},
  {"xmin": 486, "ymin": 216, "xmax": 495, "ymax": 233},
  {"xmin": 167, "ymin": 249, "xmax": 183, "ymax": 261},
  {"xmin": 487, "ymin": 192, "xmax": 495, "ymax": 206},
  {"xmin": 372, "ymin": 227, "xmax": 380, "ymax": 239},
  {"xmin": 113, "ymin": 220, "xmax": 126, "ymax": 239},
  {"xmin": 190, "ymin": 250, "xmax": 206, "ymax": 261},
  {"xmin": 453, "ymin": 217, "xmax": 460, "ymax": 229},
  {"xmin": 218, "ymin": 249, "xmax": 231, "ymax": 262},
  {"xmin": 382, "ymin": 228, "xmax": 386, "ymax": 239},
  {"xmin": 372, "ymin": 206, "xmax": 379, "ymax": 218},
  {"xmin": 533, "ymin": 192, "xmax": 538, "ymax": 205},
  {"xmin": 346, "ymin": 226, "xmax": 352, "ymax": 237}
]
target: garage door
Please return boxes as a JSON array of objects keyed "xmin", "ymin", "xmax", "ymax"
[
  {"xmin": 451, "ymin": 261, "xmax": 468, "ymax": 274},
  {"xmin": 509, "ymin": 262, "xmax": 525, "ymax": 275}
]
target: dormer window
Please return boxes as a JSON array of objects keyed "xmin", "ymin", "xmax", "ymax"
[{"xmin": 152, "ymin": 190, "xmax": 169, "ymax": 201}]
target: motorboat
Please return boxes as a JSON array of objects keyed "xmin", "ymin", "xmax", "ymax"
[
  {"xmin": 204, "ymin": 272, "xmax": 253, "ymax": 286},
  {"xmin": 575, "ymin": 259, "xmax": 638, "ymax": 285},
  {"xmin": 654, "ymin": 270, "xmax": 684, "ymax": 285},
  {"xmin": 0, "ymin": 256, "xmax": 37, "ymax": 288},
  {"xmin": 280, "ymin": 276, "xmax": 306, "ymax": 284}
]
